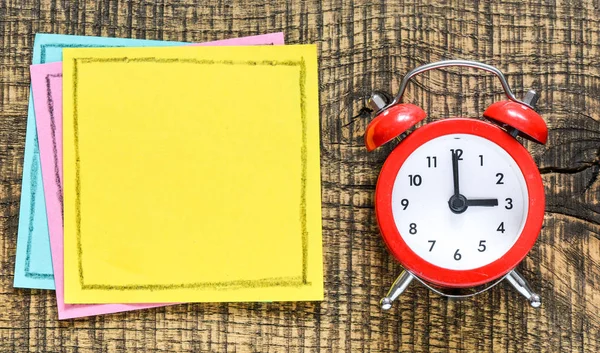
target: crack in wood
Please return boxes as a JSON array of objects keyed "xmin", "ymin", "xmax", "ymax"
[
  {"xmin": 539, "ymin": 161, "xmax": 599, "ymax": 175},
  {"xmin": 540, "ymin": 147, "xmax": 600, "ymax": 192}
]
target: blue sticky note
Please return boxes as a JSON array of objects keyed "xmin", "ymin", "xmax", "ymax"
[{"xmin": 14, "ymin": 34, "xmax": 187, "ymax": 289}]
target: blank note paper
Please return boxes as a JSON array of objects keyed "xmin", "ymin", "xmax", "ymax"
[
  {"xmin": 62, "ymin": 45, "xmax": 323, "ymax": 303},
  {"xmin": 31, "ymin": 62, "xmax": 165, "ymax": 318},
  {"xmin": 15, "ymin": 33, "xmax": 284, "ymax": 291},
  {"xmin": 14, "ymin": 33, "xmax": 189, "ymax": 290}
]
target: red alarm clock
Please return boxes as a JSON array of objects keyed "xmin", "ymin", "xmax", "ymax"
[{"xmin": 365, "ymin": 60, "xmax": 547, "ymax": 309}]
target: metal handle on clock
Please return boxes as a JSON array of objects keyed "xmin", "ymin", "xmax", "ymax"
[{"xmin": 389, "ymin": 60, "xmax": 533, "ymax": 109}]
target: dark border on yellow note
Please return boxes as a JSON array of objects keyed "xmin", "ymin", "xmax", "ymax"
[{"xmin": 72, "ymin": 57, "xmax": 310, "ymax": 291}]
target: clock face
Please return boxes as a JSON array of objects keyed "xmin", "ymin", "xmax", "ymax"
[{"xmin": 390, "ymin": 133, "xmax": 529, "ymax": 270}]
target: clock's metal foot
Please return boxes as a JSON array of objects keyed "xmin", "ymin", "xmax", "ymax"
[
  {"xmin": 380, "ymin": 270, "xmax": 414, "ymax": 310},
  {"xmin": 505, "ymin": 270, "xmax": 541, "ymax": 308}
]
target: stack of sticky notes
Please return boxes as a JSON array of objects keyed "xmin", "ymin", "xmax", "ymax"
[{"xmin": 14, "ymin": 32, "xmax": 323, "ymax": 319}]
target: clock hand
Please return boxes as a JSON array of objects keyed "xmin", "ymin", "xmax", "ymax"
[
  {"xmin": 448, "ymin": 151, "xmax": 468, "ymax": 214},
  {"xmin": 452, "ymin": 150, "xmax": 460, "ymax": 196},
  {"xmin": 465, "ymin": 198, "xmax": 499, "ymax": 207}
]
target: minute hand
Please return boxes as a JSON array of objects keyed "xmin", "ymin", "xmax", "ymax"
[
  {"xmin": 452, "ymin": 151, "xmax": 460, "ymax": 196},
  {"xmin": 465, "ymin": 199, "xmax": 499, "ymax": 207}
]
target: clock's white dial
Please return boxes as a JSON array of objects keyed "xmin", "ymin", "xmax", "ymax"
[{"xmin": 391, "ymin": 133, "xmax": 529, "ymax": 270}]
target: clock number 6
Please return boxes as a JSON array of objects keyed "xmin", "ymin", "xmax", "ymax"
[{"xmin": 454, "ymin": 249, "xmax": 462, "ymax": 261}]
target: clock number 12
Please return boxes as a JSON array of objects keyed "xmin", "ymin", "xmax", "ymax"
[{"xmin": 450, "ymin": 149, "xmax": 463, "ymax": 160}]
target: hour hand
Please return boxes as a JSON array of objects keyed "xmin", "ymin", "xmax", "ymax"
[{"xmin": 465, "ymin": 198, "xmax": 498, "ymax": 207}]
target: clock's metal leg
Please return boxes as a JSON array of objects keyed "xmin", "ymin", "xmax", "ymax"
[
  {"xmin": 380, "ymin": 270, "xmax": 414, "ymax": 310},
  {"xmin": 505, "ymin": 270, "xmax": 542, "ymax": 308}
]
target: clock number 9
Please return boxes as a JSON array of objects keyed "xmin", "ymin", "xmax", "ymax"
[
  {"xmin": 409, "ymin": 174, "xmax": 422, "ymax": 186},
  {"xmin": 401, "ymin": 199, "xmax": 409, "ymax": 210},
  {"xmin": 454, "ymin": 249, "xmax": 462, "ymax": 261}
]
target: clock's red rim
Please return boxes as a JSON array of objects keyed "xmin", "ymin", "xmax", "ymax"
[{"xmin": 375, "ymin": 118, "xmax": 545, "ymax": 288}]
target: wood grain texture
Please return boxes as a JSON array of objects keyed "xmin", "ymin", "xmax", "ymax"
[{"xmin": 0, "ymin": 0, "xmax": 599, "ymax": 352}]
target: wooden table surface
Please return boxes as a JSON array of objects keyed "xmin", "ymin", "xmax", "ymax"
[{"xmin": 1, "ymin": 1, "xmax": 599, "ymax": 352}]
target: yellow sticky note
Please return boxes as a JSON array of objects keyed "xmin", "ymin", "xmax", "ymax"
[{"xmin": 62, "ymin": 45, "xmax": 323, "ymax": 303}]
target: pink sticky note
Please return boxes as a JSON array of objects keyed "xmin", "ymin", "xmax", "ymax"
[
  {"xmin": 31, "ymin": 32, "xmax": 285, "ymax": 319},
  {"xmin": 199, "ymin": 32, "xmax": 284, "ymax": 46}
]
